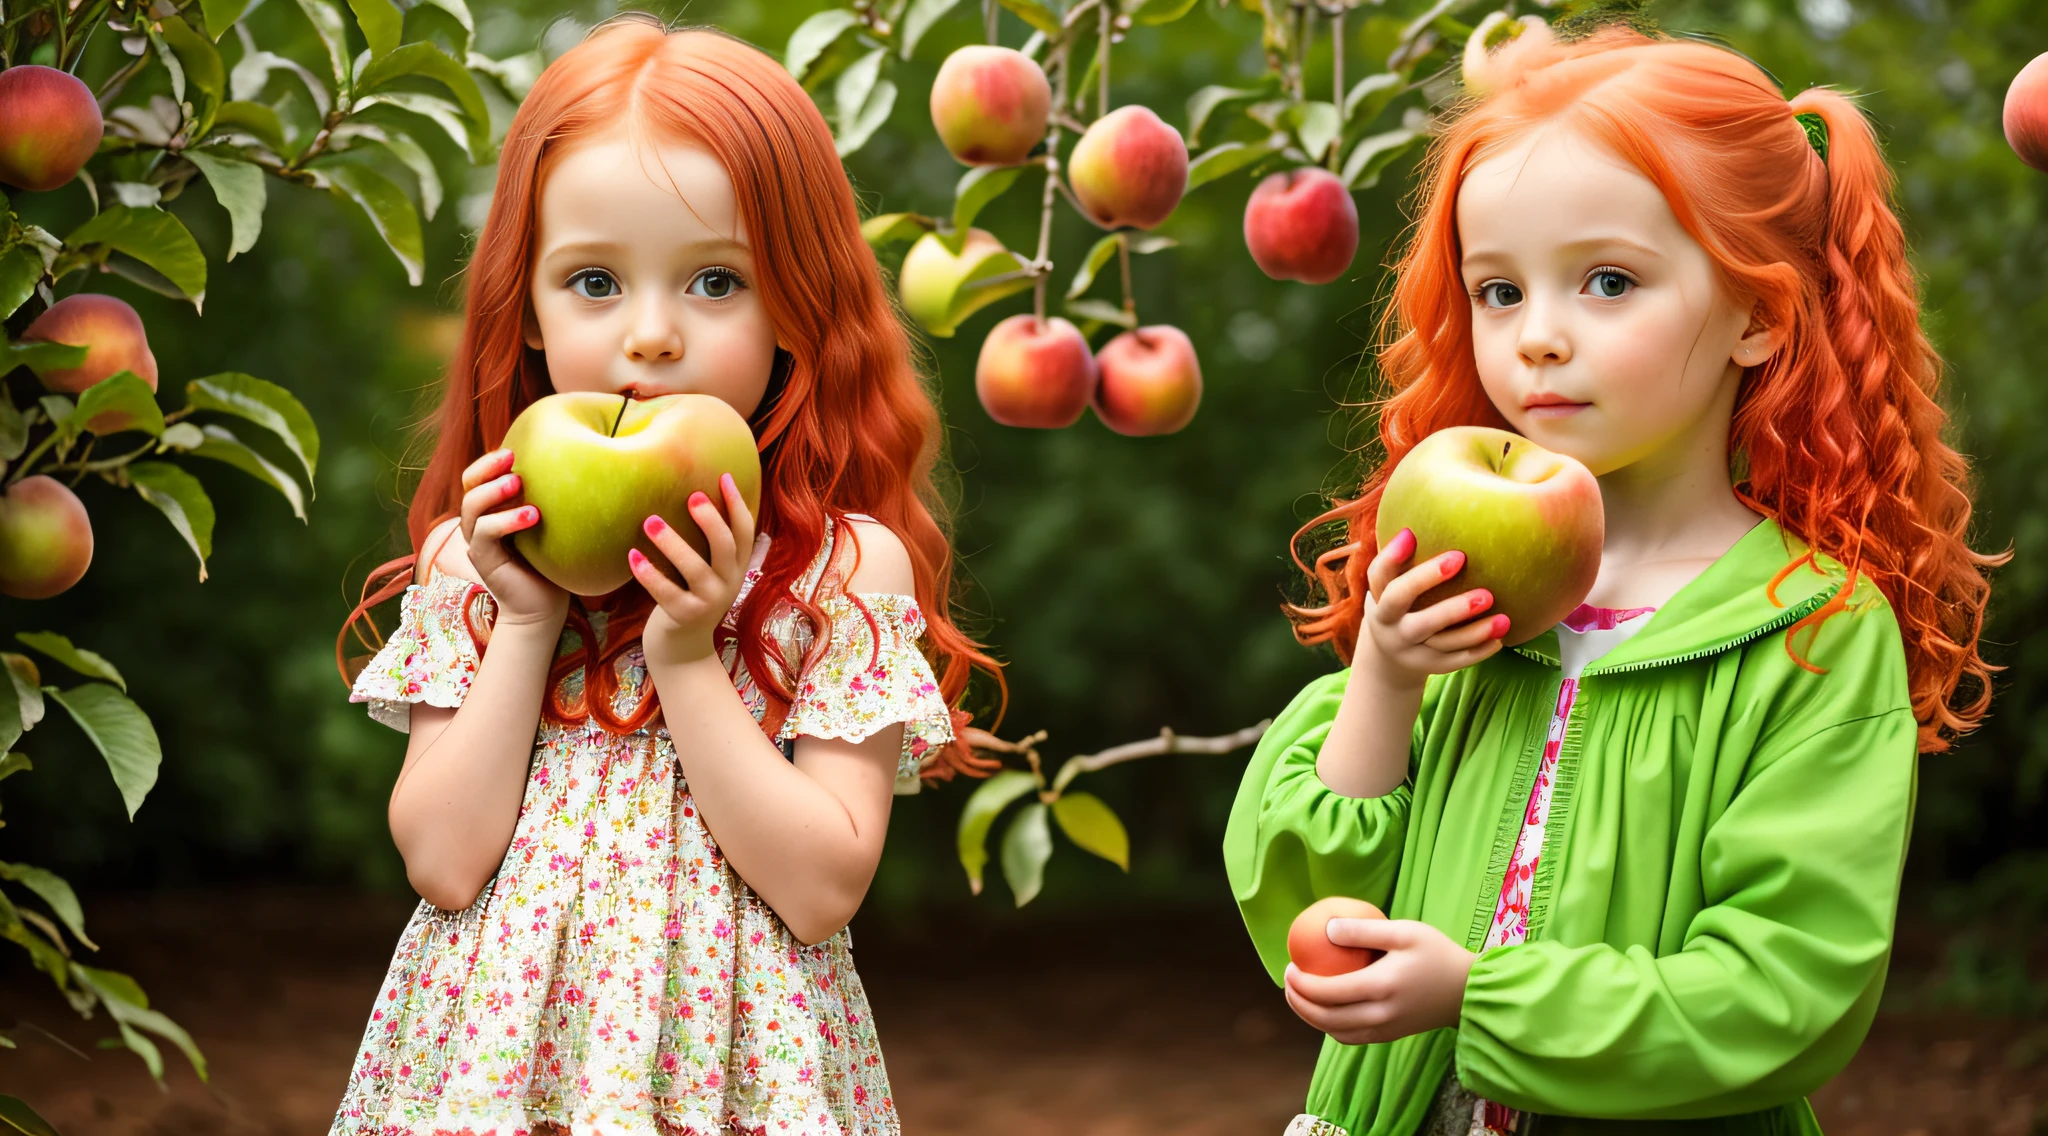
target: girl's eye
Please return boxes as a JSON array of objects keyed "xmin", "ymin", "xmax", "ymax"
[
  {"xmin": 569, "ymin": 270, "xmax": 620, "ymax": 300},
  {"xmin": 1477, "ymin": 281, "xmax": 1523, "ymax": 309},
  {"xmin": 687, "ymin": 268, "xmax": 746, "ymax": 300},
  {"xmin": 1586, "ymin": 269, "xmax": 1635, "ymax": 299}
]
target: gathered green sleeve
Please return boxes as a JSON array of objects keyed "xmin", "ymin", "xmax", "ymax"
[
  {"xmin": 1225, "ymin": 668, "xmax": 1417, "ymax": 985},
  {"xmin": 1456, "ymin": 701, "xmax": 1918, "ymax": 1119}
]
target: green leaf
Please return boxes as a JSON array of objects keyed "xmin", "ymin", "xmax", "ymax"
[
  {"xmin": 200, "ymin": 0, "xmax": 257, "ymax": 39},
  {"xmin": 900, "ymin": 0, "xmax": 964, "ymax": 59},
  {"xmin": 1133, "ymin": 0, "xmax": 1202, "ymax": 23},
  {"xmin": 185, "ymin": 423, "xmax": 307, "ymax": 521},
  {"xmin": 72, "ymin": 373, "xmax": 165, "ymax": 438},
  {"xmin": 182, "ymin": 373, "xmax": 319, "ymax": 485},
  {"xmin": 1342, "ymin": 72, "xmax": 1405, "ymax": 126},
  {"xmin": 835, "ymin": 78, "xmax": 897, "ymax": 159},
  {"xmin": 2, "ymin": 655, "xmax": 45, "ymax": 737},
  {"xmin": 0, "ymin": 862, "xmax": 95, "ymax": 949},
  {"xmin": 354, "ymin": 91, "xmax": 476, "ymax": 160},
  {"xmin": 181, "ymin": 150, "xmax": 266, "ymax": 259},
  {"xmin": 295, "ymin": 0, "xmax": 353, "ymax": 86},
  {"xmin": 1128, "ymin": 233, "xmax": 1177, "ymax": 255},
  {"xmin": 0, "ymin": 753, "xmax": 31, "ymax": 784},
  {"xmin": 955, "ymin": 769, "xmax": 1037, "ymax": 895},
  {"xmin": 1064, "ymin": 297, "xmax": 1134, "ymax": 328},
  {"xmin": 322, "ymin": 163, "xmax": 424, "ymax": 285},
  {"xmin": 1343, "ymin": 127, "xmax": 1423, "ymax": 190},
  {"xmin": 349, "ymin": 0, "xmax": 403, "ymax": 59},
  {"xmin": 72, "ymin": 965, "xmax": 207, "ymax": 1081},
  {"xmin": 353, "ymin": 43, "xmax": 490, "ymax": 153},
  {"xmin": 1291, "ymin": 100, "xmax": 1342, "ymax": 162},
  {"xmin": 1185, "ymin": 85, "xmax": 1266, "ymax": 149},
  {"xmin": 1050, "ymin": 791, "xmax": 1130, "ymax": 870},
  {"xmin": 371, "ymin": 132, "xmax": 441, "ymax": 221},
  {"xmin": 1000, "ymin": 802, "xmax": 1054, "ymax": 907},
  {"xmin": 784, "ymin": 9, "xmax": 858, "ymax": 81},
  {"xmin": 1065, "ymin": 232, "xmax": 1123, "ymax": 300},
  {"xmin": 0, "ymin": 1094, "xmax": 61, "ymax": 1136},
  {"xmin": 2, "ymin": 342, "xmax": 86, "ymax": 384},
  {"xmin": 835, "ymin": 48, "xmax": 886, "ymax": 137},
  {"xmin": 65, "ymin": 208, "xmax": 207, "ymax": 307},
  {"xmin": 0, "ymin": 246, "xmax": 40, "ymax": 320},
  {"xmin": 1186, "ymin": 135, "xmax": 1287, "ymax": 191},
  {"xmin": 208, "ymin": 102, "xmax": 288, "ymax": 153},
  {"xmin": 859, "ymin": 212, "xmax": 937, "ymax": 247},
  {"xmin": 952, "ymin": 164, "xmax": 1025, "ymax": 234},
  {"xmin": 0, "ymin": 890, "xmax": 71, "ymax": 988},
  {"xmin": 156, "ymin": 16, "xmax": 226, "ymax": 134},
  {"xmin": 466, "ymin": 50, "xmax": 541, "ymax": 100},
  {"xmin": 38, "ymin": 396, "xmax": 73, "ymax": 433},
  {"xmin": 45, "ymin": 685, "xmax": 161, "ymax": 819},
  {"xmin": 406, "ymin": 0, "xmax": 473, "ymax": 56},
  {"xmin": 126, "ymin": 461, "xmax": 215, "ymax": 581},
  {"xmin": 16, "ymin": 633, "xmax": 125, "ymax": 691},
  {"xmin": 0, "ymin": 399, "xmax": 25, "ymax": 464},
  {"xmin": 997, "ymin": 0, "xmax": 1063, "ymax": 36}
]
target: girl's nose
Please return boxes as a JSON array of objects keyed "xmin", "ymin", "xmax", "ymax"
[
  {"xmin": 623, "ymin": 299, "xmax": 685, "ymax": 363},
  {"xmin": 1515, "ymin": 298, "xmax": 1571, "ymax": 366}
]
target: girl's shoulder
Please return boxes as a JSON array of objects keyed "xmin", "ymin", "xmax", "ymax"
[{"xmin": 835, "ymin": 514, "xmax": 914, "ymax": 597}]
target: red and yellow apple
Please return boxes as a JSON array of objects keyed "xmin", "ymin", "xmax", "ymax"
[
  {"xmin": 2004, "ymin": 52, "xmax": 2048, "ymax": 172},
  {"xmin": 0, "ymin": 476, "xmax": 94, "ymax": 600},
  {"xmin": 1091, "ymin": 324, "xmax": 1200, "ymax": 436},
  {"xmin": 1287, "ymin": 897, "xmax": 1385, "ymax": 977},
  {"xmin": 1067, "ymin": 105, "xmax": 1188, "ymax": 231},
  {"xmin": 976, "ymin": 315, "xmax": 1096, "ymax": 429},
  {"xmin": 0, "ymin": 64, "xmax": 103, "ymax": 193},
  {"xmin": 898, "ymin": 228, "xmax": 1027, "ymax": 338},
  {"xmin": 1461, "ymin": 12, "xmax": 1553, "ymax": 97},
  {"xmin": 1244, "ymin": 167, "xmax": 1359, "ymax": 285},
  {"xmin": 1376, "ymin": 426, "xmax": 1602, "ymax": 646},
  {"xmin": 930, "ymin": 45, "xmax": 1051, "ymax": 167},
  {"xmin": 22, "ymin": 294, "xmax": 159, "ymax": 394},
  {"xmin": 503, "ymin": 392, "xmax": 762, "ymax": 597}
]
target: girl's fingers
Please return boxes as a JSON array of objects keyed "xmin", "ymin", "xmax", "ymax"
[
  {"xmin": 1436, "ymin": 638, "xmax": 1507, "ymax": 672},
  {"xmin": 720, "ymin": 474, "xmax": 757, "ymax": 561},
  {"xmin": 1405, "ymin": 588, "xmax": 1496, "ymax": 641},
  {"xmin": 643, "ymin": 512, "xmax": 718, "ymax": 594},
  {"xmin": 461, "ymin": 473, "xmax": 523, "ymax": 534},
  {"xmin": 629, "ymin": 547, "xmax": 697, "ymax": 613},
  {"xmin": 469, "ymin": 505, "xmax": 539, "ymax": 548},
  {"xmin": 461, "ymin": 449, "xmax": 515, "ymax": 493},
  {"xmin": 694, "ymin": 488, "xmax": 739, "ymax": 583},
  {"xmin": 1283, "ymin": 984, "xmax": 1396, "ymax": 1037},
  {"xmin": 1365, "ymin": 529, "xmax": 1417, "ymax": 599},
  {"xmin": 1423, "ymin": 611, "xmax": 1511, "ymax": 653},
  {"xmin": 1373, "ymin": 550, "xmax": 1467, "ymax": 626}
]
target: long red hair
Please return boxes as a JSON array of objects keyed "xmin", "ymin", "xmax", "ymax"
[
  {"xmin": 340, "ymin": 19, "xmax": 1002, "ymax": 777},
  {"xmin": 1290, "ymin": 27, "xmax": 2001, "ymax": 753}
]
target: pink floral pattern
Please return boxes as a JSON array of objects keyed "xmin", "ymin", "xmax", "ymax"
[{"xmin": 335, "ymin": 526, "xmax": 947, "ymax": 1135}]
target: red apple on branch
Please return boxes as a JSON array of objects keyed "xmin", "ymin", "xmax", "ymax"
[
  {"xmin": 0, "ymin": 65, "xmax": 103, "ymax": 193},
  {"xmin": 976, "ymin": 315, "xmax": 1096, "ymax": 429},
  {"xmin": 1091, "ymin": 325, "xmax": 1201, "ymax": 436},
  {"xmin": 930, "ymin": 46, "xmax": 1051, "ymax": 167},
  {"xmin": 1287, "ymin": 897, "xmax": 1385, "ymax": 977},
  {"xmin": 1375, "ymin": 426, "xmax": 1603, "ymax": 646},
  {"xmin": 2004, "ymin": 52, "xmax": 2048, "ymax": 171},
  {"xmin": 22, "ymin": 294, "xmax": 160, "ymax": 395},
  {"xmin": 1067, "ymin": 106, "xmax": 1189, "ymax": 231},
  {"xmin": 0, "ymin": 476, "xmax": 94, "ymax": 600},
  {"xmin": 1244, "ymin": 167, "xmax": 1359, "ymax": 285}
]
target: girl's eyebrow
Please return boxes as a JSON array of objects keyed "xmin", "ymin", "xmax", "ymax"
[
  {"xmin": 538, "ymin": 235, "xmax": 752, "ymax": 260},
  {"xmin": 1555, "ymin": 235, "xmax": 1664, "ymax": 261}
]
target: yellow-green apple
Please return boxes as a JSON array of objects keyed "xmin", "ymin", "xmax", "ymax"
[
  {"xmin": 976, "ymin": 315, "xmax": 1095, "ymax": 429},
  {"xmin": 1091, "ymin": 325, "xmax": 1200, "ymax": 436},
  {"xmin": 1067, "ymin": 105, "xmax": 1188, "ymax": 231},
  {"xmin": 0, "ymin": 476, "xmax": 93, "ymax": 600},
  {"xmin": 1461, "ymin": 12, "xmax": 1552, "ymax": 97},
  {"xmin": 1244, "ymin": 167, "xmax": 1358, "ymax": 285},
  {"xmin": 898, "ymin": 228, "xmax": 1026, "ymax": 338},
  {"xmin": 1287, "ymin": 897, "xmax": 1385, "ymax": 976},
  {"xmin": 2005, "ymin": 52, "xmax": 2048, "ymax": 171},
  {"xmin": 503, "ymin": 392, "xmax": 762, "ymax": 597},
  {"xmin": 0, "ymin": 65, "xmax": 103, "ymax": 192},
  {"xmin": 1375, "ymin": 426, "xmax": 1602, "ymax": 646},
  {"xmin": 930, "ymin": 46, "xmax": 1050, "ymax": 166},
  {"xmin": 22, "ymin": 294, "xmax": 159, "ymax": 394}
]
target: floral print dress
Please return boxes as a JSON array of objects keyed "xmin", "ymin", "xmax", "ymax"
[{"xmin": 333, "ymin": 517, "xmax": 954, "ymax": 1136}]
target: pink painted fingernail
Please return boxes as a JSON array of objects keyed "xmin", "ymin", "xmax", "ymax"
[
  {"xmin": 644, "ymin": 515, "xmax": 668, "ymax": 538},
  {"xmin": 1490, "ymin": 614, "xmax": 1511, "ymax": 639},
  {"xmin": 720, "ymin": 473, "xmax": 738, "ymax": 495},
  {"xmin": 1470, "ymin": 590, "xmax": 1492, "ymax": 611},
  {"xmin": 1441, "ymin": 551, "xmax": 1466, "ymax": 577},
  {"xmin": 688, "ymin": 491, "xmax": 711, "ymax": 509},
  {"xmin": 628, "ymin": 548, "xmax": 648, "ymax": 570}
]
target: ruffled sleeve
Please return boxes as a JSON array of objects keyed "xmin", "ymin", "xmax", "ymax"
[
  {"xmin": 775, "ymin": 592, "xmax": 955, "ymax": 795},
  {"xmin": 348, "ymin": 573, "xmax": 494, "ymax": 733}
]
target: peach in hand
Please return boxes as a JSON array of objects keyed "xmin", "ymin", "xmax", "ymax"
[{"xmin": 1287, "ymin": 897, "xmax": 1386, "ymax": 977}]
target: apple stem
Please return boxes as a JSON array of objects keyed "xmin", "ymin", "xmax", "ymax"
[
  {"xmin": 982, "ymin": 0, "xmax": 998, "ymax": 43},
  {"xmin": 4, "ymin": 428, "xmax": 64, "ymax": 490},
  {"xmin": 1118, "ymin": 232, "xmax": 1135, "ymax": 322},
  {"xmin": 1096, "ymin": 0, "xmax": 1111, "ymax": 120},
  {"xmin": 1329, "ymin": 6, "xmax": 1346, "ymax": 172},
  {"xmin": 1033, "ymin": 41, "xmax": 1070, "ymax": 324},
  {"xmin": 610, "ymin": 393, "xmax": 630, "ymax": 438}
]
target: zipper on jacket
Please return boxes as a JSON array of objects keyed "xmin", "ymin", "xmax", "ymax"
[{"xmin": 1577, "ymin": 583, "xmax": 1842, "ymax": 679}]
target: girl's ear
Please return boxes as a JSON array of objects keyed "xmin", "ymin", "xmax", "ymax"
[
  {"xmin": 523, "ymin": 306, "xmax": 544, "ymax": 351},
  {"xmin": 1732, "ymin": 314, "xmax": 1782, "ymax": 370}
]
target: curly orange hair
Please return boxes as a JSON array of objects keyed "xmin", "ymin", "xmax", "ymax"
[
  {"xmin": 1290, "ymin": 27, "xmax": 2001, "ymax": 753},
  {"xmin": 340, "ymin": 19, "xmax": 1002, "ymax": 777}
]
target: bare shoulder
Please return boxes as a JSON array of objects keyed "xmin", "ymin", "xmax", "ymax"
[
  {"xmin": 416, "ymin": 517, "xmax": 483, "ymax": 585},
  {"xmin": 843, "ymin": 518, "xmax": 916, "ymax": 596}
]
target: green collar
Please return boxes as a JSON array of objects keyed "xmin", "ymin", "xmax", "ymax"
[{"xmin": 1509, "ymin": 516, "xmax": 1847, "ymax": 675}]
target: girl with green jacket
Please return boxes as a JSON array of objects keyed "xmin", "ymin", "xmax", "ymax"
[{"xmin": 1224, "ymin": 24, "xmax": 2001, "ymax": 1136}]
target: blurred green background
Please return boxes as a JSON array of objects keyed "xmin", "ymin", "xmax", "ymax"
[{"xmin": 0, "ymin": 0, "xmax": 2043, "ymax": 1006}]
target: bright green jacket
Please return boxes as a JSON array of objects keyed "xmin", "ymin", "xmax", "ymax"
[{"xmin": 1225, "ymin": 518, "xmax": 1918, "ymax": 1136}]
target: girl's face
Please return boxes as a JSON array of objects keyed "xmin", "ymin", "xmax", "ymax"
[
  {"xmin": 1455, "ymin": 128, "xmax": 1777, "ymax": 479},
  {"xmin": 525, "ymin": 134, "xmax": 779, "ymax": 416}
]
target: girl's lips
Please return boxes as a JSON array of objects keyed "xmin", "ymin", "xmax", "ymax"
[{"xmin": 1525, "ymin": 399, "xmax": 1590, "ymax": 418}]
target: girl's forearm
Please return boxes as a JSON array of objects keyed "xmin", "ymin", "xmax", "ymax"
[
  {"xmin": 649, "ymin": 654, "xmax": 890, "ymax": 945},
  {"xmin": 1318, "ymin": 648, "xmax": 1427, "ymax": 799},
  {"xmin": 387, "ymin": 619, "xmax": 561, "ymax": 909}
]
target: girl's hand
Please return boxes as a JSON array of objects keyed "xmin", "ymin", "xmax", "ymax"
[
  {"xmin": 637, "ymin": 473, "xmax": 756, "ymax": 669},
  {"xmin": 1358, "ymin": 528, "xmax": 1508, "ymax": 688},
  {"xmin": 459, "ymin": 449, "xmax": 568, "ymax": 628},
  {"xmin": 1282, "ymin": 918, "xmax": 1477, "ymax": 1046}
]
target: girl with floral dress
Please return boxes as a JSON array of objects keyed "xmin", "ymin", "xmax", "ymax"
[
  {"xmin": 329, "ymin": 20, "xmax": 999, "ymax": 1136},
  {"xmin": 1225, "ymin": 24, "xmax": 2001, "ymax": 1136}
]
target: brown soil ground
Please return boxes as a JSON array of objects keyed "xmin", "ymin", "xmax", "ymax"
[{"xmin": 0, "ymin": 887, "xmax": 2039, "ymax": 1136}]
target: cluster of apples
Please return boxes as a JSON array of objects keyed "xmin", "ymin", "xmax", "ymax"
[{"xmin": 916, "ymin": 45, "xmax": 1204, "ymax": 436}]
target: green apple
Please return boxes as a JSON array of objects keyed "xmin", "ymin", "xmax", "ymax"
[
  {"xmin": 1376, "ymin": 426, "xmax": 1603, "ymax": 646},
  {"xmin": 898, "ymin": 228, "xmax": 1032, "ymax": 338},
  {"xmin": 503, "ymin": 392, "xmax": 762, "ymax": 597}
]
